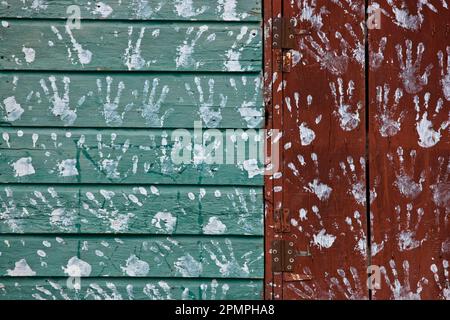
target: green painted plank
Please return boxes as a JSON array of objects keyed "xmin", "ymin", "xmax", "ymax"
[
  {"xmin": 0, "ymin": 73, "xmax": 263, "ymax": 128},
  {"xmin": 0, "ymin": 0, "xmax": 262, "ymax": 22},
  {"xmin": 0, "ymin": 235, "xmax": 264, "ymax": 278},
  {"xmin": 0, "ymin": 128, "xmax": 265, "ymax": 185},
  {"xmin": 0, "ymin": 185, "xmax": 263, "ymax": 235},
  {"xmin": 0, "ymin": 278, "xmax": 263, "ymax": 300},
  {"xmin": 0, "ymin": 20, "xmax": 262, "ymax": 71}
]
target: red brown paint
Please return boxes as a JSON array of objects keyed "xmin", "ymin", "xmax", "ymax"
[{"xmin": 264, "ymin": 0, "xmax": 449, "ymax": 300}]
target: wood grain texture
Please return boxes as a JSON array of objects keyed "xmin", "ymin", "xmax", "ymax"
[
  {"xmin": 0, "ymin": 20, "xmax": 262, "ymax": 71},
  {"xmin": 0, "ymin": 235, "xmax": 264, "ymax": 278},
  {"xmin": 0, "ymin": 185, "xmax": 263, "ymax": 235},
  {"xmin": 0, "ymin": 0, "xmax": 264, "ymax": 300},
  {"xmin": 0, "ymin": 72, "xmax": 263, "ymax": 128},
  {"xmin": 0, "ymin": 278, "xmax": 263, "ymax": 300},
  {"xmin": 269, "ymin": 0, "xmax": 369, "ymax": 300},
  {"xmin": 0, "ymin": 128, "xmax": 265, "ymax": 185},
  {"xmin": 0, "ymin": 0, "xmax": 262, "ymax": 21}
]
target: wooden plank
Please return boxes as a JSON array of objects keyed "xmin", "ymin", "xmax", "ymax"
[
  {"xmin": 279, "ymin": 0, "xmax": 369, "ymax": 300},
  {"xmin": 0, "ymin": 235, "xmax": 264, "ymax": 278},
  {"xmin": 0, "ymin": 128, "xmax": 265, "ymax": 185},
  {"xmin": 0, "ymin": 20, "xmax": 262, "ymax": 71},
  {"xmin": 0, "ymin": 185, "xmax": 263, "ymax": 235},
  {"xmin": 0, "ymin": 72, "xmax": 263, "ymax": 128},
  {"xmin": 369, "ymin": 0, "xmax": 450, "ymax": 300},
  {"xmin": 0, "ymin": 0, "xmax": 262, "ymax": 22},
  {"xmin": 0, "ymin": 278, "xmax": 263, "ymax": 300}
]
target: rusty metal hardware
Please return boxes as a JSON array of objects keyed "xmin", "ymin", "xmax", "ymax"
[
  {"xmin": 272, "ymin": 17, "xmax": 295, "ymax": 49},
  {"xmin": 282, "ymin": 51, "xmax": 292, "ymax": 73},
  {"xmin": 273, "ymin": 18, "xmax": 310, "ymax": 50},
  {"xmin": 274, "ymin": 208, "xmax": 290, "ymax": 233},
  {"xmin": 271, "ymin": 240, "xmax": 312, "ymax": 273}
]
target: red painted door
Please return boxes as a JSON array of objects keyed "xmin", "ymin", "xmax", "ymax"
[
  {"xmin": 369, "ymin": 0, "xmax": 449, "ymax": 300},
  {"xmin": 265, "ymin": 0, "xmax": 449, "ymax": 300}
]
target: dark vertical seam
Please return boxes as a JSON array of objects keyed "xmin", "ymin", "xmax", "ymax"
[{"xmin": 364, "ymin": 0, "xmax": 373, "ymax": 300}]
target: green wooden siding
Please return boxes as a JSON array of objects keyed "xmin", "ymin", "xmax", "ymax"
[{"xmin": 0, "ymin": 1, "xmax": 263, "ymax": 300}]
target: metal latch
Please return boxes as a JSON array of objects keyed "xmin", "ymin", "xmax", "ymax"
[
  {"xmin": 271, "ymin": 240, "xmax": 312, "ymax": 273},
  {"xmin": 274, "ymin": 208, "xmax": 290, "ymax": 233}
]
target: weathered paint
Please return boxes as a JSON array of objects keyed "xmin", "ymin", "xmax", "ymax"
[
  {"xmin": 0, "ymin": 0, "xmax": 261, "ymax": 21},
  {"xmin": 0, "ymin": 20, "xmax": 261, "ymax": 72},
  {"xmin": 0, "ymin": 128, "xmax": 264, "ymax": 185},
  {"xmin": 264, "ymin": 0, "xmax": 368, "ymax": 300},
  {"xmin": 0, "ymin": 236, "xmax": 263, "ymax": 278},
  {"xmin": 0, "ymin": 185, "xmax": 263, "ymax": 235},
  {"xmin": 0, "ymin": 73, "xmax": 263, "ymax": 128},
  {"xmin": 0, "ymin": 278, "xmax": 263, "ymax": 300},
  {"xmin": 0, "ymin": 1, "xmax": 264, "ymax": 300},
  {"xmin": 369, "ymin": 0, "xmax": 449, "ymax": 300}
]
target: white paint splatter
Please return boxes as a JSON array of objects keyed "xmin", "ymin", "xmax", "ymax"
[
  {"xmin": 123, "ymin": 27, "xmax": 146, "ymax": 70},
  {"xmin": 304, "ymin": 179, "xmax": 332, "ymax": 201},
  {"xmin": 7, "ymin": 259, "xmax": 36, "ymax": 276},
  {"xmin": 92, "ymin": 2, "xmax": 113, "ymax": 18},
  {"xmin": 174, "ymin": 0, "xmax": 207, "ymax": 18},
  {"xmin": 176, "ymin": 26, "xmax": 208, "ymax": 69},
  {"xmin": 57, "ymin": 159, "xmax": 78, "ymax": 177},
  {"xmin": 203, "ymin": 217, "xmax": 227, "ymax": 234},
  {"xmin": 63, "ymin": 257, "xmax": 92, "ymax": 277},
  {"xmin": 22, "ymin": 46, "xmax": 35, "ymax": 63},
  {"xmin": 242, "ymin": 159, "xmax": 263, "ymax": 178},
  {"xmin": 121, "ymin": 255, "xmax": 149, "ymax": 277},
  {"xmin": 174, "ymin": 254, "xmax": 203, "ymax": 277},
  {"xmin": 313, "ymin": 229, "xmax": 336, "ymax": 249},
  {"xmin": 151, "ymin": 211, "xmax": 177, "ymax": 233},
  {"xmin": 299, "ymin": 122, "xmax": 316, "ymax": 146},
  {"xmin": 2, "ymin": 96, "xmax": 24, "ymax": 121}
]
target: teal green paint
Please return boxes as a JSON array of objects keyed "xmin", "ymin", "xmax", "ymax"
[
  {"xmin": 0, "ymin": 21, "xmax": 262, "ymax": 72},
  {"xmin": 0, "ymin": 1, "xmax": 263, "ymax": 300},
  {"xmin": 0, "ymin": 73, "xmax": 263, "ymax": 128},
  {"xmin": 0, "ymin": 278, "xmax": 263, "ymax": 300},
  {"xmin": 0, "ymin": 128, "xmax": 264, "ymax": 185},
  {"xmin": 0, "ymin": 185, "xmax": 263, "ymax": 235},
  {"xmin": 0, "ymin": 235, "xmax": 264, "ymax": 278}
]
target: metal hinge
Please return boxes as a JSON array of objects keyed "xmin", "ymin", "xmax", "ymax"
[
  {"xmin": 272, "ymin": 240, "xmax": 312, "ymax": 276},
  {"xmin": 272, "ymin": 17, "xmax": 295, "ymax": 50}
]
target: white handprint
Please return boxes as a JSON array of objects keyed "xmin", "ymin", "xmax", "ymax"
[
  {"xmin": 329, "ymin": 267, "xmax": 367, "ymax": 300},
  {"xmin": 50, "ymin": 25, "xmax": 92, "ymax": 65},
  {"xmin": 40, "ymin": 76, "xmax": 83, "ymax": 126},
  {"xmin": 414, "ymin": 92, "xmax": 449, "ymax": 148},
  {"xmin": 395, "ymin": 203, "xmax": 427, "ymax": 251},
  {"xmin": 123, "ymin": 26, "xmax": 146, "ymax": 70},
  {"xmin": 396, "ymin": 40, "xmax": 433, "ymax": 94},
  {"xmin": 300, "ymin": 31, "xmax": 349, "ymax": 75},
  {"xmin": 437, "ymin": 46, "xmax": 450, "ymax": 101},
  {"xmin": 297, "ymin": 0, "xmax": 329, "ymax": 30},
  {"xmin": 375, "ymin": 84, "xmax": 405, "ymax": 137},
  {"xmin": 370, "ymin": 37, "xmax": 388, "ymax": 70},
  {"xmin": 96, "ymin": 76, "xmax": 131, "ymax": 126},
  {"xmin": 329, "ymin": 78, "xmax": 363, "ymax": 131},
  {"xmin": 430, "ymin": 260, "xmax": 449, "ymax": 300},
  {"xmin": 388, "ymin": 147, "xmax": 425, "ymax": 199},
  {"xmin": 176, "ymin": 26, "xmax": 208, "ymax": 69},
  {"xmin": 185, "ymin": 77, "xmax": 226, "ymax": 128},
  {"xmin": 137, "ymin": 78, "xmax": 172, "ymax": 127},
  {"xmin": 380, "ymin": 259, "xmax": 429, "ymax": 300}
]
